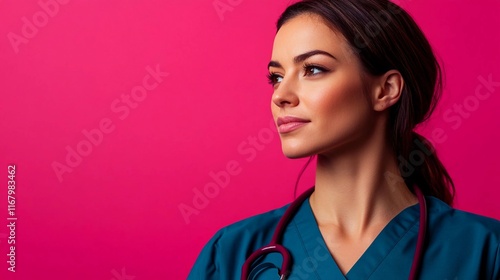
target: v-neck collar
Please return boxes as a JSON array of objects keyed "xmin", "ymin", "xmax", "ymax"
[{"xmin": 292, "ymin": 197, "xmax": 421, "ymax": 279}]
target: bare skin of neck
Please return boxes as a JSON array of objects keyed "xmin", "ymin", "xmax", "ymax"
[{"xmin": 309, "ymin": 126, "xmax": 418, "ymax": 275}]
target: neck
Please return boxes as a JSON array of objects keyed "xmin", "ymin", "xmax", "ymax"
[{"xmin": 309, "ymin": 130, "xmax": 418, "ymax": 236}]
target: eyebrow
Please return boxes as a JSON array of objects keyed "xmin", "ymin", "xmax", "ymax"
[{"xmin": 267, "ymin": 50, "xmax": 337, "ymax": 69}]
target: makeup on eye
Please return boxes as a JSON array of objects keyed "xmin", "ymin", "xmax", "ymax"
[
  {"xmin": 303, "ymin": 63, "xmax": 329, "ymax": 76},
  {"xmin": 266, "ymin": 72, "xmax": 282, "ymax": 86},
  {"xmin": 266, "ymin": 62, "xmax": 330, "ymax": 86}
]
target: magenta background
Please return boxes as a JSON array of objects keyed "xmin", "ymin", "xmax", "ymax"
[{"xmin": 0, "ymin": 0, "xmax": 499, "ymax": 279}]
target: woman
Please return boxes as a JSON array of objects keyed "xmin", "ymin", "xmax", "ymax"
[{"xmin": 188, "ymin": 0, "xmax": 500, "ymax": 279}]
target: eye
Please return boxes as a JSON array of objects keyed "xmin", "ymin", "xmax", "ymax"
[
  {"xmin": 267, "ymin": 73, "xmax": 283, "ymax": 86},
  {"xmin": 303, "ymin": 63, "xmax": 328, "ymax": 76}
]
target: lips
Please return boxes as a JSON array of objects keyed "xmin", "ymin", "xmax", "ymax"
[{"xmin": 276, "ymin": 116, "xmax": 310, "ymax": 133}]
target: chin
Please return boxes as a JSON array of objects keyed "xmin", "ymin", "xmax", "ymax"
[
  {"xmin": 283, "ymin": 153, "xmax": 307, "ymax": 159},
  {"xmin": 281, "ymin": 146, "xmax": 316, "ymax": 159},
  {"xmin": 279, "ymin": 137, "xmax": 321, "ymax": 158}
]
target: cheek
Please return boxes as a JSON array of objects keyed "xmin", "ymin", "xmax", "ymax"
[
  {"xmin": 307, "ymin": 77, "xmax": 370, "ymax": 122},
  {"xmin": 309, "ymin": 83, "xmax": 374, "ymax": 150}
]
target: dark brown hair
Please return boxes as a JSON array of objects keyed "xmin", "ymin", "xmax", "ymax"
[{"xmin": 279, "ymin": 0, "xmax": 455, "ymax": 205}]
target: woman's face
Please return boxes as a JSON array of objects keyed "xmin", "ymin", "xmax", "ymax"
[{"xmin": 269, "ymin": 13, "xmax": 378, "ymax": 158}]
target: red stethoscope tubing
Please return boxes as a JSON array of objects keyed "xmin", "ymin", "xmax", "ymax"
[{"xmin": 241, "ymin": 184, "xmax": 427, "ymax": 280}]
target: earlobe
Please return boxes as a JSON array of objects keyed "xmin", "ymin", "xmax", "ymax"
[{"xmin": 372, "ymin": 70, "xmax": 404, "ymax": 112}]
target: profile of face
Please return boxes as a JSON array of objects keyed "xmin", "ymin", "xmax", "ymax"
[{"xmin": 268, "ymin": 13, "xmax": 386, "ymax": 159}]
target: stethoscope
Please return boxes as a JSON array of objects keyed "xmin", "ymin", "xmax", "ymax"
[{"xmin": 241, "ymin": 184, "xmax": 427, "ymax": 280}]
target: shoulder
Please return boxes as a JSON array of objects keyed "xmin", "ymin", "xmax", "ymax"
[
  {"xmin": 188, "ymin": 204, "xmax": 290, "ymax": 279},
  {"xmin": 427, "ymin": 196, "xmax": 500, "ymax": 235},
  {"xmin": 426, "ymin": 196, "xmax": 500, "ymax": 253},
  {"xmin": 425, "ymin": 197, "xmax": 500, "ymax": 278}
]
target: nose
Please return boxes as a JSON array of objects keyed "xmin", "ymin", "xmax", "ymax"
[{"xmin": 271, "ymin": 77, "xmax": 299, "ymax": 108}]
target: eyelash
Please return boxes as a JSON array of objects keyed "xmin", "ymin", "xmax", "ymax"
[{"xmin": 266, "ymin": 63, "xmax": 329, "ymax": 86}]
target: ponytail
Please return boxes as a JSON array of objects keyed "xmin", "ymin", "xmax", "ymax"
[{"xmin": 396, "ymin": 131, "xmax": 455, "ymax": 205}]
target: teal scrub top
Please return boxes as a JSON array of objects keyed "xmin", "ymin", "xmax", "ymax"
[{"xmin": 188, "ymin": 195, "xmax": 500, "ymax": 279}]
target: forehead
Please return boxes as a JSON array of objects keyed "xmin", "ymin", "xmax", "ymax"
[{"xmin": 271, "ymin": 13, "xmax": 351, "ymax": 62}]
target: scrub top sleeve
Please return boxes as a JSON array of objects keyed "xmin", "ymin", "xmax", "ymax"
[{"xmin": 187, "ymin": 229, "xmax": 223, "ymax": 280}]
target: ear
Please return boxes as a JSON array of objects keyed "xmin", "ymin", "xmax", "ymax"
[{"xmin": 371, "ymin": 70, "xmax": 404, "ymax": 112}]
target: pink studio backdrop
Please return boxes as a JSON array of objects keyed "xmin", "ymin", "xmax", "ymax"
[{"xmin": 0, "ymin": 0, "xmax": 499, "ymax": 279}]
